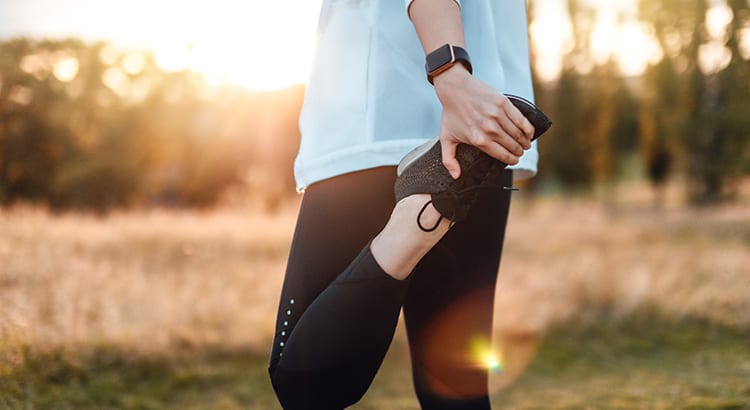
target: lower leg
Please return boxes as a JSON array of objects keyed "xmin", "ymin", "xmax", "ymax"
[
  {"xmin": 268, "ymin": 168, "xmax": 400, "ymax": 409},
  {"xmin": 271, "ymin": 195, "xmax": 453, "ymax": 408},
  {"xmin": 403, "ymin": 170, "xmax": 513, "ymax": 408},
  {"xmin": 371, "ymin": 194, "xmax": 452, "ymax": 280},
  {"xmin": 269, "ymin": 168, "xmax": 456, "ymax": 409},
  {"xmin": 271, "ymin": 246, "xmax": 408, "ymax": 409}
]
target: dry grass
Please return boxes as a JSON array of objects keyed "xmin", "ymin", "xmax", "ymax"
[
  {"xmin": 497, "ymin": 194, "xmax": 750, "ymax": 334},
  {"xmin": 0, "ymin": 186, "xmax": 749, "ymax": 407},
  {"xmin": 0, "ymin": 203, "xmax": 297, "ymax": 355},
  {"xmin": 1, "ymin": 190, "xmax": 749, "ymax": 354}
]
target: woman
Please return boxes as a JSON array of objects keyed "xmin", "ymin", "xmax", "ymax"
[{"xmin": 268, "ymin": 0, "xmax": 549, "ymax": 408}]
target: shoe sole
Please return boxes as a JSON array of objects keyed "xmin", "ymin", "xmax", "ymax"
[
  {"xmin": 396, "ymin": 94, "xmax": 549, "ymax": 177},
  {"xmin": 397, "ymin": 136, "xmax": 439, "ymax": 177}
]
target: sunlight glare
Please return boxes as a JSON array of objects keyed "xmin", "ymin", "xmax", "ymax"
[
  {"xmin": 699, "ymin": 3, "xmax": 735, "ymax": 75},
  {"xmin": 740, "ymin": 28, "xmax": 750, "ymax": 60},
  {"xmin": 530, "ymin": 12, "xmax": 573, "ymax": 82},
  {"xmin": 698, "ymin": 41, "xmax": 732, "ymax": 75},
  {"xmin": 20, "ymin": 54, "xmax": 49, "ymax": 81},
  {"xmin": 705, "ymin": 3, "xmax": 733, "ymax": 39},
  {"xmin": 154, "ymin": 43, "xmax": 192, "ymax": 72},
  {"xmin": 591, "ymin": 18, "xmax": 618, "ymax": 65},
  {"xmin": 53, "ymin": 55, "xmax": 79, "ymax": 82},
  {"xmin": 151, "ymin": 1, "xmax": 321, "ymax": 91},
  {"xmin": 1, "ymin": 0, "xmax": 320, "ymax": 90},
  {"xmin": 532, "ymin": 0, "xmax": 664, "ymax": 78},
  {"xmin": 470, "ymin": 336, "xmax": 504, "ymax": 374},
  {"xmin": 102, "ymin": 67, "xmax": 129, "ymax": 96},
  {"xmin": 121, "ymin": 52, "xmax": 147, "ymax": 75},
  {"xmin": 99, "ymin": 44, "xmax": 119, "ymax": 66},
  {"xmin": 482, "ymin": 351, "xmax": 503, "ymax": 374},
  {"xmin": 615, "ymin": 21, "xmax": 663, "ymax": 76},
  {"xmin": 590, "ymin": 12, "xmax": 663, "ymax": 77}
]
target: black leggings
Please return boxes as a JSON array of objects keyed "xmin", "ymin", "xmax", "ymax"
[{"xmin": 269, "ymin": 166, "xmax": 512, "ymax": 409}]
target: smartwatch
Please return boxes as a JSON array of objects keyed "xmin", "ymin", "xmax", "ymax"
[{"xmin": 425, "ymin": 44, "xmax": 472, "ymax": 84}]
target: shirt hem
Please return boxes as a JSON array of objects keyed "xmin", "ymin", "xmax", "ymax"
[{"xmin": 294, "ymin": 139, "xmax": 538, "ymax": 192}]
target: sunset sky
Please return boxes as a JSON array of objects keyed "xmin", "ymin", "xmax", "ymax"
[
  {"xmin": 0, "ymin": 0, "xmax": 322, "ymax": 90},
  {"xmin": 1, "ymin": 0, "xmax": 731, "ymax": 89}
]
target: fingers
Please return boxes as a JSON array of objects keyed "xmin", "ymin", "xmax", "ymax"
[
  {"xmin": 435, "ymin": 76, "xmax": 538, "ymax": 169},
  {"xmin": 498, "ymin": 97, "xmax": 535, "ymax": 148},
  {"xmin": 491, "ymin": 115, "xmax": 529, "ymax": 153},
  {"xmin": 440, "ymin": 138, "xmax": 461, "ymax": 179},
  {"xmin": 472, "ymin": 137, "xmax": 521, "ymax": 165},
  {"xmin": 445, "ymin": 109, "xmax": 526, "ymax": 167},
  {"xmin": 476, "ymin": 118, "xmax": 524, "ymax": 157}
]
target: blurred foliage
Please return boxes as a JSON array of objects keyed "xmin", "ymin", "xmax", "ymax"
[
  {"xmin": 1, "ymin": 0, "xmax": 749, "ymax": 210},
  {"xmin": 0, "ymin": 38, "xmax": 303, "ymax": 211},
  {"xmin": 532, "ymin": 0, "xmax": 750, "ymax": 204},
  {"xmin": 638, "ymin": 0, "xmax": 750, "ymax": 203}
]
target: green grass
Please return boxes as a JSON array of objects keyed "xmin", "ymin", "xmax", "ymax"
[
  {"xmin": 0, "ymin": 347, "xmax": 276, "ymax": 409},
  {"xmin": 493, "ymin": 316, "xmax": 750, "ymax": 409},
  {"xmin": 2, "ymin": 317, "xmax": 749, "ymax": 409}
]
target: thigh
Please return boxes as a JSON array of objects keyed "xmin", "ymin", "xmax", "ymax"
[
  {"xmin": 269, "ymin": 166, "xmax": 397, "ymax": 369},
  {"xmin": 403, "ymin": 170, "xmax": 513, "ymax": 401}
]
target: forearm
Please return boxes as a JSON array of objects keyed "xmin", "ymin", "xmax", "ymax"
[
  {"xmin": 407, "ymin": 0, "xmax": 533, "ymax": 176},
  {"xmin": 407, "ymin": 0, "xmax": 465, "ymax": 53}
]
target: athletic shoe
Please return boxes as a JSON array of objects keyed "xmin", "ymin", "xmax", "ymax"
[{"xmin": 394, "ymin": 94, "xmax": 551, "ymax": 231}]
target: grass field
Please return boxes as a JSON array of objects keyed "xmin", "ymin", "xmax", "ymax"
[{"xmin": 1, "ymin": 188, "xmax": 749, "ymax": 408}]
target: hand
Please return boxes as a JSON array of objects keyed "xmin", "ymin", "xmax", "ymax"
[{"xmin": 433, "ymin": 65, "xmax": 535, "ymax": 179}]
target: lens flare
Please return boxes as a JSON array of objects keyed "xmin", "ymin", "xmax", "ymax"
[
  {"xmin": 483, "ymin": 351, "xmax": 503, "ymax": 374},
  {"xmin": 470, "ymin": 336, "xmax": 504, "ymax": 374}
]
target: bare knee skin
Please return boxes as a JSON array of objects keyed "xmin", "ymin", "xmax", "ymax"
[{"xmin": 371, "ymin": 194, "xmax": 452, "ymax": 280}]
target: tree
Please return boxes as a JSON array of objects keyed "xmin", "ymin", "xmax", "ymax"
[
  {"xmin": 532, "ymin": 0, "xmax": 640, "ymax": 197},
  {"xmin": 640, "ymin": 0, "xmax": 750, "ymax": 203},
  {"xmin": 0, "ymin": 39, "xmax": 304, "ymax": 211}
]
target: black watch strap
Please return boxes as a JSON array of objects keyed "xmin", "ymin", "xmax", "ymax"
[{"xmin": 425, "ymin": 44, "xmax": 472, "ymax": 84}]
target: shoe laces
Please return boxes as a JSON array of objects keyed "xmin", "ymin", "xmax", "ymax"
[{"xmin": 416, "ymin": 183, "xmax": 518, "ymax": 232}]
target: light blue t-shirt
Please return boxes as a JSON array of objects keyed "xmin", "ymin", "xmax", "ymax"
[{"xmin": 295, "ymin": 0, "xmax": 538, "ymax": 192}]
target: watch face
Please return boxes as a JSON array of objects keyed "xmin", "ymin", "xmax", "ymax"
[{"xmin": 426, "ymin": 44, "xmax": 454, "ymax": 73}]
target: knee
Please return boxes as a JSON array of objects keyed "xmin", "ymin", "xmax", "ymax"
[{"xmin": 269, "ymin": 364, "xmax": 368, "ymax": 410}]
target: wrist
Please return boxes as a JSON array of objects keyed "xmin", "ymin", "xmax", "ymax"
[
  {"xmin": 433, "ymin": 63, "xmax": 471, "ymax": 97},
  {"xmin": 425, "ymin": 43, "xmax": 472, "ymax": 84}
]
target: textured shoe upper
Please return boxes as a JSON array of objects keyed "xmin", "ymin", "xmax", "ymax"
[
  {"xmin": 394, "ymin": 140, "xmax": 501, "ymax": 226},
  {"xmin": 394, "ymin": 95, "xmax": 552, "ymax": 229}
]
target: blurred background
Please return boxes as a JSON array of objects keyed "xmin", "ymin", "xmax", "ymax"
[{"xmin": 1, "ymin": 0, "xmax": 749, "ymax": 408}]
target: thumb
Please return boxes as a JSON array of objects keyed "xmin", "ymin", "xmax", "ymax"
[{"xmin": 440, "ymin": 138, "xmax": 461, "ymax": 179}]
